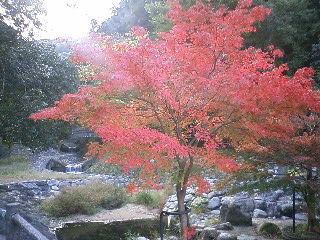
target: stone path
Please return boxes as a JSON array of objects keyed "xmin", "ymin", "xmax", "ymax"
[{"xmin": 48, "ymin": 204, "xmax": 158, "ymax": 231}]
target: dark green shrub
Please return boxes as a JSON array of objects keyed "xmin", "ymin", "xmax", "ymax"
[
  {"xmin": 258, "ymin": 222, "xmax": 281, "ymax": 237},
  {"xmin": 100, "ymin": 185, "xmax": 127, "ymax": 209},
  {"xmin": 132, "ymin": 191, "xmax": 155, "ymax": 206},
  {"xmin": 41, "ymin": 182, "xmax": 127, "ymax": 217},
  {"xmin": 130, "ymin": 190, "xmax": 169, "ymax": 209}
]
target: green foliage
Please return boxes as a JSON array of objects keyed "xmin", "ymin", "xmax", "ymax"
[
  {"xmin": 0, "ymin": 0, "xmax": 45, "ymax": 38},
  {"xmin": 246, "ymin": 0, "xmax": 320, "ymax": 74},
  {"xmin": 0, "ymin": 39, "xmax": 79, "ymax": 150},
  {"xmin": 41, "ymin": 183, "xmax": 127, "ymax": 217},
  {"xmin": 190, "ymin": 196, "xmax": 209, "ymax": 214},
  {"xmin": 257, "ymin": 222, "xmax": 282, "ymax": 237},
  {"xmin": 145, "ymin": 1, "xmax": 174, "ymax": 36},
  {"xmin": 98, "ymin": 0, "xmax": 153, "ymax": 35},
  {"xmin": 85, "ymin": 162, "xmax": 125, "ymax": 175},
  {"xmin": 130, "ymin": 190, "xmax": 168, "ymax": 209}
]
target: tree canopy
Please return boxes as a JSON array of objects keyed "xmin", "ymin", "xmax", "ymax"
[
  {"xmin": 0, "ymin": 36, "xmax": 79, "ymax": 149},
  {"xmin": 0, "ymin": 0, "xmax": 45, "ymax": 38},
  {"xmin": 31, "ymin": 0, "xmax": 320, "ymax": 237}
]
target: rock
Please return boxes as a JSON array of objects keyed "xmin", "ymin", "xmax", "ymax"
[
  {"xmin": 271, "ymin": 189, "xmax": 285, "ymax": 201},
  {"xmin": 59, "ymin": 140, "xmax": 78, "ymax": 153},
  {"xmin": 196, "ymin": 228, "xmax": 219, "ymax": 239},
  {"xmin": 280, "ymin": 203, "xmax": 293, "ymax": 217},
  {"xmin": 254, "ymin": 199, "xmax": 267, "ymax": 211},
  {"xmin": 207, "ymin": 192, "xmax": 219, "ymax": 199},
  {"xmin": 220, "ymin": 204, "xmax": 252, "ymax": 226},
  {"xmin": 51, "ymin": 186, "xmax": 59, "ymax": 191},
  {"xmin": 207, "ymin": 197, "xmax": 221, "ymax": 210},
  {"xmin": 210, "ymin": 210, "xmax": 220, "ymax": 215},
  {"xmin": 216, "ymin": 232, "xmax": 237, "ymax": 240},
  {"xmin": 136, "ymin": 237, "xmax": 149, "ymax": 240},
  {"xmin": 212, "ymin": 222, "xmax": 233, "ymax": 230},
  {"xmin": 295, "ymin": 213, "xmax": 307, "ymax": 221},
  {"xmin": 237, "ymin": 234, "xmax": 258, "ymax": 240},
  {"xmin": 253, "ymin": 209, "xmax": 268, "ymax": 218},
  {"xmin": 220, "ymin": 196, "xmax": 254, "ymax": 226},
  {"xmin": 184, "ymin": 194, "xmax": 194, "ymax": 203},
  {"xmin": 46, "ymin": 159, "xmax": 66, "ymax": 172},
  {"xmin": 266, "ymin": 202, "xmax": 280, "ymax": 218}
]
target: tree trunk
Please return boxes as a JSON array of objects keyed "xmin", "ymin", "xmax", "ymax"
[
  {"xmin": 176, "ymin": 183, "xmax": 188, "ymax": 240},
  {"xmin": 305, "ymin": 168, "xmax": 317, "ymax": 232}
]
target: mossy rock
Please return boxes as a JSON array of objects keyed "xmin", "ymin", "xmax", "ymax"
[{"xmin": 258, "ymin": 222, "xmax": 282, "ymax": 237}]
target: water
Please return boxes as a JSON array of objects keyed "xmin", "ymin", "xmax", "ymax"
[
  {"xmin": 55, "ymin": 219, "xmax": 159, "ymax": 240},
  {"xmin": 65, "ymin": 163, "xmax": 83, "ymax": 173}
]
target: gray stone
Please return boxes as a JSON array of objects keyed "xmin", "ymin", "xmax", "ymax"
[
  {"xmin": 196, "ymin": 228, "xmax": 219, "ymax": 239},
  {"xmin": 220, "ymin": 204, "xmax": 252, "ymax": 226},
  {"xmin": 51, "ymin": 186, "xmax": 59, "ymax": 191},
  {"xmin": 237, "ymin": 234, "xmax": 258, "ymax": 240},
  {"xmin": 221, "ymin": 197, "xmax": 233, "ymax": 205},
  {"xmin": 253, "ymin": 209, "xmax": 268, "ymax": 218},
  {"xmin": 210, "ymin": 210, "xmax": 220, "ymax": 215},
  {"xmin": 136, "ymin": 237, "xmax": 149, "ymax": 240},
  {"xmin": 184, "ymin": 194, "xmax": 194, "ymax": 203},
  {"xmin": 254, "ymin": 199, "xmax": 267, "ymax": 211},
  {"xmin": 207, "ymin": 192, "xmax": 219, "ymax": 199},
  {"xmin": 207, "ymin": 197, "xmax": 221, "ymax": 210},
  {"xmin": 270, "ymin": 190, "xmax": 284, "ymax": 201},
  {"xmin": 213, "ymin": 222, "xmax": 234, "ymax": 230},
  {"xmin": 280, "ymin": 203, "xmax": 293, "ymax": 217},
  {"xmin": 47, "ymin": 179, "xmax": 59, "ymax": 186},
  {"xmin": 295, "ymin": 213, "xmax": 307, "ymax": 221},
  {"xmin": 266, "ymin": 202, "xmax": 280, "ymax": 218},
  {"xmin": 217, "ymin": 232, "xmax": 237, "ymax": 240}
]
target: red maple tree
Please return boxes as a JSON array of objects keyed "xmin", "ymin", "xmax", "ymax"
[{"xmin": 31, "ymin": 0, "xmax": 319, "ymax": 237}]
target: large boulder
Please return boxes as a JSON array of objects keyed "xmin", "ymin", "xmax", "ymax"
[
  {"xmin": 45, "ymin": 159, "xmax": 66, "ymax": 172},
  {"xmin": 220, "ymin": 204, "xmax": 252, "ymax": 226},
  {"xmin": 220, "ymin": 196, "xmax": 254, "ymax": 226},
  {"xmin": 207, "ymin": 197, "xmax": 221, "ymax": 210},
  {"xmin": 195, "ymin": 228, "xmax": 219, "ymax": 240},
  {"xmin": 253, "ymin": 209, "xmax": 268, "ymax": 218}
]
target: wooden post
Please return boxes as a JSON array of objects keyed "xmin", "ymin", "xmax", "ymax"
[{"xmin": 5, "ymin": 203, "xmax": 20, "ymax": 240}]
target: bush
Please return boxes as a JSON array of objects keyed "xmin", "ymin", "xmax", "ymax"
[
  {"xmin": 257, "ymin": 222, "xmax": 281, "ymax": 237},
  {"xmin": 131, "ymin": 190, "xmax": 168, "ymax": 209},
  {"xmin": 85, "ymin": 162, "xmax": 124, "ymax": 175},
  {"xmin": 41, "ymin": 182, "xmax": 127, "ymax": 217}
]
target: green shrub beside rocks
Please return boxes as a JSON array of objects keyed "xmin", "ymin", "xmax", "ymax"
[
  {"xmin": 257, "ymin": 222, "xmax": 281, "ymax": 237},
  {"xmin": 41, "ymin": 182, "xmax": 127, "ymax": 217}
]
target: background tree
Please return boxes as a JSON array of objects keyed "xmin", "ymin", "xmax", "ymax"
[
  {"xmin": 98, "ymin": 0, "xmax": 154, "ymax": 35},
  {"xmin": 245, "ymin": 0, "xmax": 320, "ymax": 77},
  {"xmin": 0, "ymin": 38, "xmax": 79, "ymax": 149},
  {"xmin": 0, "ymin": 0, "xmax": 45, "ymax": 38},
  {"xmin": 31, "ymin": 0, "xmax": 319, "ymax": 238}
]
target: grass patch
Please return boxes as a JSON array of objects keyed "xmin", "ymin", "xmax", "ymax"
[
  {"xmin": 0, "ymin": 155, "xmax": 84, "ymax": 183},
  {"xmin": 41, "ymin": 182, "xmax": 127, "ymax": 217},
  {"xmin": 130, "ymin": 190, "xmax": 169, "ymax": 210}
]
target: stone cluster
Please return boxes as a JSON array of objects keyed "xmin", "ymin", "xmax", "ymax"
[
  {"xmin": 0, "ymin": 175, "xmax": 129, "ymax": 207},
  {"xmin": 160, "ymin": 185, "xmax": 307, "ymax": 239}
]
